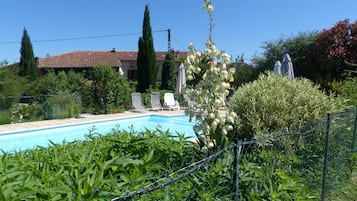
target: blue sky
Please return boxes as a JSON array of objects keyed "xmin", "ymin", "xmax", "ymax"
[{"xmin": 1, "ymin": 0, "xmax": 357, "ymax": 64}]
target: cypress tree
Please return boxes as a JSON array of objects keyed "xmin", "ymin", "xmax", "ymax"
[
  {"xmin": 137, "ymin": 5, "xmax": 157, "ymax": 92},
  {"xmin": 160, "ymin": 53, "xmax": 177, "ymax": 90},
  {"xmin": 19, "ymin": 28, "xmax": 38, "ymax": 79}
]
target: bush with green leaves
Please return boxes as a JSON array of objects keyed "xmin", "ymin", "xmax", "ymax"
[
  {"xmin": 0, "ymin": 129, "xmax": 198, "ymax": 200},
  {"xmin": 28, "ymin": 70, "xmax": 87, "ymax": 104},
  {"xmin": 228, "ymin": 72, "xmax": 350, "ymax": 140},
  {"xmin": 0, "ymin": 127, "xmax": 321, "ymax": 200},
  {"xmin": 232, "ymin": 62, "xmax": 259, "ymax": 88},
  {"xmin": 89, "ymin": 66, "xmax": 132, "ymax": 114},
  {"xmin": 10, "ymin": 103, "xmax": 42, "ymax": 123},
  {"xmin": 0, "ymin": 110, "xmax": 11, "ymax": 124},
  {"xmin": 239, "ymin": 149, "xmax": 316, "ymax": 201},
  {"xmin": 0, "ymin": 66, "xmax": 28, "ymax": 110},
  {"xmin": 42, "ymin": 92, "xmax": 81, "ymax": 120},
  {"xmin": 332, "ymin": 77, "xmax": 357, "ymax": 106}
]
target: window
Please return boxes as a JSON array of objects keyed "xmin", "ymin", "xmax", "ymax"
[
  {"xmin": 130, "ymin": 62, "xmax": 135, "ymax": 68},
  {"xmin": 127, "ymin": 69, "xmax": 137, "ymax": 80}
]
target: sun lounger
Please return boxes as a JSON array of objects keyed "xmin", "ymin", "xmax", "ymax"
[
  {"xmin": 163, "ymin": 93, "xmax": 180, "ymax": 110},
  {"xmin": 131, "ymin": 92, "xmax": 146, "ymax": 112},
  {"xmin": 150, "ymin": 92, "xmax": 162, "ymax": 111}
]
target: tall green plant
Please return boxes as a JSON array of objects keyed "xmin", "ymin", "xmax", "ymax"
[
  {"xmin": 19, "ymin": 28, "xmax": 38, "ymax": 80},
  {"xmin": 333, "ymin": 77, "xmax": 357, "ymax": 106},
  {"xmin": 137, "ymin": 5, "xmax": 157, "ymax": 92},
  {"xmin": 42, "ymin": 92, "xmax": 81, "ymax": 119},
  {"xmin": 185, "ymin": 0, "xmax": 236, "ymax": 150},
  {"xmin": 232, "ymin": 62, "xmax": 259, "ymax": 88},
  {"xmin": 160, "ymin": 53, "xmax": 177, "ymax": 90}
]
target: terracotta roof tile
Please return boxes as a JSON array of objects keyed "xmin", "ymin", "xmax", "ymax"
[
  {"xmin": 38, "ymin": 50, "xmax": 187, "ymax": 68},
  {"xmin": 38, "ymin": 51, "xmax": 122, "ymax": 68}
]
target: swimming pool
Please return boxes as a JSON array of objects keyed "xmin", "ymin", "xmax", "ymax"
[{"xmin": 0, "ymin": 115, "xmax": 196, "ymax": 153}]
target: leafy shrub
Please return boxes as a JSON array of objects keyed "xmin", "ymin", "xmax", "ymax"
[
  {"xmin": 42, "ymin": 92, "xmax": 81, "ymax": 119},
  {"xmin": 232, "ymin": 62, "xmax": 259, "ymax": 88},
  {"xmin": 0, "ymin": 110, "xmax": 11, "ymax": 124},
  {"xmin": 0, "ymin": 66, "xmax": 28, "ymax": 110},
  {"xmin": 0, "ymin": 97, "xmax": 17, "ymax": 111},
  {"xmin": 1, "ymin": 119, "xmax": 353, "ymax": 200},
  {"xmin": 228, "ymin": 72, "xmax": 350, "ymax": 140},
  {"xmin": 10, "ymin": 103, "xmax": 42, "ymax": 123},
  {"xmin": 332, "ymin": 77, "xmax": 357, "ymax": 106},
  {"xmin": 0, "ymin": 129, "xmax": 200, "ymax": 200},
  {"xmin": 28, "ymin": 70, "xmax": 87, "ymax": 104},
  {"xmin": 239, "ymin": 149, "xmax": 316, "ymax": 200},
  {"xmin": 89, "ymin": 66, "xmax": 132, "ymax": 114}
]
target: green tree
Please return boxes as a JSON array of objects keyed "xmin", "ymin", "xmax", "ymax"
[
  {"xmin": 232, "ymin": 62, "xmax": 259, "ymax": 88},
  {"xmin": 251, "ymin": 32, "xmax": 318, "ymax": 77},
  {"xmin": 28, "ymin": 71, "xmax": 86, "ymax": 97},
  {"xmin": 313, "ymin": 19, "xmax": 357, "ymax": 89},
  {"xmin": 89, "ymin": 65, "xmax": 131, "ymax": 114},
  {"xmin": 19, "ymin": 28, "xmax": 38, "ymax": 80},
  {"xmin": 160, "ymin": 53, "xmax": 177, "ymax": 90},
  {"xmin": 137, "ymin": 5, "xmax": 157, "ymax": 92},
  {"xmin": 0, "ymin": 60, "xmax": 8, "ymax": 67},
  {"xmin": 0, "ymin": 66, "xmax": 27, "ymax": 110},
  {"xmin": 251, "ymin": 20, "xmax": 357, "ymax": 91},
  {"xmin": 333, "ymin": 77, "xmax": 357, "ymax": 106}
]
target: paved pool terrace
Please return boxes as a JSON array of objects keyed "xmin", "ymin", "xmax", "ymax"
[{"xmin": 0, "ymin": 110, "xmax": 185, "ymax": 134}]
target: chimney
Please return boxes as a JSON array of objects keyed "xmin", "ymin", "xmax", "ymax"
[
  {"xmin": 110, "ymin": 48, "xmax": 116, "ymax": 52},
  {"xmin": 35, "ymin": 57, "xmax": 39, "ymax": 65}
]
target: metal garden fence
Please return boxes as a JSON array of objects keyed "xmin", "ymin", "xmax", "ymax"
[{"xmin": 112, "ymin": 107, "xmax": 357, "ymax": 201}]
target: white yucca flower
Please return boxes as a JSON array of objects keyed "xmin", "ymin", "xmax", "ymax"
[
  {"xmin": 184, "ymin": 0, "xmax": 237, "ymax": 148},
  {"xmin": 209, "ymin": 113, "xmax": 215, "ymax": 119},
  {"xmin": 221, "ymin": 128, "xmax": 227, "ymax": 135}
]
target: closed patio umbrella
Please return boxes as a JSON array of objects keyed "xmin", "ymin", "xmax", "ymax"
[
  {"xmin": 176, "ymin": 63, "xmax": 186, "ymax": 94},
  {"xmin": 273, "ymin": 60, "xmax": 282, "ymax": 75},
  {"xmin": 281, "ymin": 53, "xmax": 294, "ymax": 80}
]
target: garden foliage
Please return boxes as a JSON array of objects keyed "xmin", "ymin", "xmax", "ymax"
[
  {"xmin": 42, "ymin": 92, "xmax": 81, "ymax": 119},
  {"xmin": 19, "ymin": 28, "xmax": 38, "ymax": 80},
  {"xmin": 228, "ymin": 72, "xmax": 350, "ymax": 140},
  {"xmin": 0, "ymin": 129, "xmax": 198, "ymax": 200},
  {"xmin": 333, "ymin": 77, "xmax": 357, "ymax": 106},
  {"xmin": 160, "ymin": 53, "xmax": 177, "ymax": 90},
  {"xmin": 89, "ymin": 65, "xmax": 131, "ymax": 114},
  {"xmin": 252, "ymin": 19, "xmax": 357, "ymax": 91},
  {"xmin": 0, "ymin": 66, "xmax": 27, "ymax": 110},
  {"xmin": 137, "ymin": 5, "xmax": 157, "ymax": 92},
  {"xmin": 4, "ymin": 118, "xmax": 351, "ymax": 201}
]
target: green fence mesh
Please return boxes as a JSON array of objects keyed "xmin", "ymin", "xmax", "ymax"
[{"xmin": 111, "ymin": 108, "xmax": 357, "ymax": 201}]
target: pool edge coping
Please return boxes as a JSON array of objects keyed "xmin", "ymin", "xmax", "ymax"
[{"xmin": 0, "ymin": 110, "xmax": 186, "ymax": 135}]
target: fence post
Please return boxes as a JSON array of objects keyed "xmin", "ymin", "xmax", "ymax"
[
  {"xmin": 233, "ymin": 139, "xmax": 242, "ymax": 201},
  {"xmin": 352, "ymin": 107, "xmax": 357, "ymax": 154},
  {"xmin": 321, "ymin": 113, "xmax": 331, "ymax": 201}
]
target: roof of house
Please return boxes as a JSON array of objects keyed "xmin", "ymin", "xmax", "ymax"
[
  {"xmin": 38, "ymin": 50, "xmax": 188, "ymax": 68},
  {"xmin": 38, "ymin": 51, "xmax": 122, "ymax": 68}
]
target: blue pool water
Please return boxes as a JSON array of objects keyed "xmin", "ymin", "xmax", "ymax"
[{"xmin": 0, "ymin": 115, "xmax": 196, "ymax": 153}]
